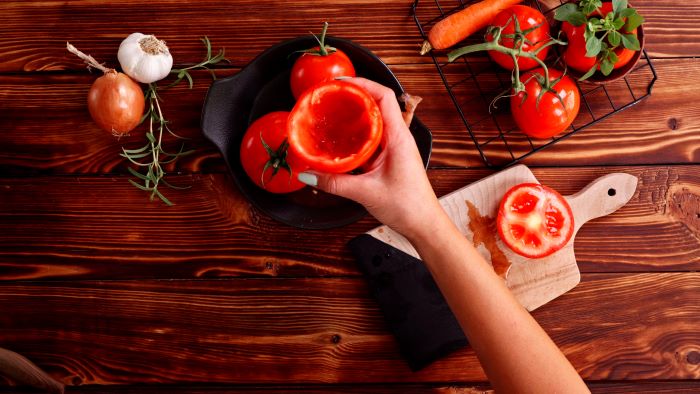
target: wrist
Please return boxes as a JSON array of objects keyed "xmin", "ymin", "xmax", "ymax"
[{"xmin": 403, "ymin": 204, "xmax": 456, "ymax": 247}]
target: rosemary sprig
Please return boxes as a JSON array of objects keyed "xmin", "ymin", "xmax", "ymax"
[
  {"xmin": 121, "ymin": 83, "xmax": 194, "ymax": 206},
  {"xmin": 122, "ymin": 37, "xmax": 227, "ymax": 205},
  {"xmin": 169, "ymin": 36, "xmax": 228, "ymax": 88}
]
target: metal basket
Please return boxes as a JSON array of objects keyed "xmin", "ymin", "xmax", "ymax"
[{"xmin": 411, "ymin": 0, "xmax": 658, "ymax": 167}]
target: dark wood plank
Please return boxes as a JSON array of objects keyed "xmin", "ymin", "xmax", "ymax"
[
  {"xmin": 0, "ymin": 273, "xmax": 697, "ymax": 385},
  {"xmin": 0, "ymin": 165, "xmax": 698, "ymax": 281},
  {"xmin": 0, "ymin": 71, "xmax": 228, "ymax": 175},
  {"xmin": 0, "ymin": 59, "xmax": 698, "ymax": 173},
  {"xmin": 0, "ymin": 0, "xmax": 696, "ymax": 73},
  {"xmin": 0, "ymin": 0, "xmax": 422, "ymax": 73},
  {"xmin": 2, "ymin": 381, "xmax": 700, "ymax": 393},
  {"xmin": 626, "ymin": 0, "xmax": 700, "ymax": 59}
]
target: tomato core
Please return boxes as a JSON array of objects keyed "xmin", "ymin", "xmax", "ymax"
[
  {"xmin": 497, "ymin": 183, "xmax": 574, "ymax": 258},
  {"xmin": 288, "ymin": 81, "xmax": 383, "ymax": 173},
  {"xmin": 308, "ymin": 89, "xmax": 372, "ymax": 158}
]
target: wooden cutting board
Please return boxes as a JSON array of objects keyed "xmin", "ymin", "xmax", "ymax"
[{"xmin": 367, "ymin": 165, "xmax": 638, "ymax": 311}]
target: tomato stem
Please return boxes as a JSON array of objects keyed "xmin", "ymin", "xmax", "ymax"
[
  {"xmin": 319, "ymin": 22, "xmax": 329, "ymax": 56},
  {"xmin": 448, "ymin": 16, "xmax": 575, "ymax": 114},
  {"xmin": 259, "ymin": 134, "xmax": 293, "ymax": 187},
  {"xmin": 303, "ymin": 21, "xmax": 337, "ymax": 57},
  {"xmin": 447, "ymin": 16, "xmax": 568, "ymax": 98}
]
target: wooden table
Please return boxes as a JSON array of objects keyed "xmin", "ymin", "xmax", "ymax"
[{"xmin": 1, "ymin": 0, "xmax": 699, "ymax": 392}]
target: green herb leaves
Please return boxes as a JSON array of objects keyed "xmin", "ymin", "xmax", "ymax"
[
  {"xmin": 612, "ymin": 0, "xmax": 627, "ymax": 15},
  {"xmin": 554, "ymin": 3, "xmax": 586, "ymax": 26},
  {"xmin": 625, "ymin": 12, "xmax": 645, "ymax": 31},
  {"xmin": 621, "ymin": 33, "xmax": 640, "ymax": 50},
  {"xmin": 169, "ymin": 37, "xmax": 227, "ymax": 88},
  {"xmin": 122, "ymin": 84, "xmax": 194, "ymax": 206},
  {"xmin": 554, "ymin": 0, "xmax": 603, "ymax": 25},
  {"xmin": 124, "ymin": 38, "xmax": 227, "ymax": 205},
  {"xmin": 585, "ymin": 34, "xmax": 602, "ymax": 57},
  {"xmin": 555, "ymin": 0, "xmax": 645, "ymax": 80},
  {"xmin": 580, "ymin": 0, "xmax": 603, "ymax": 15}
]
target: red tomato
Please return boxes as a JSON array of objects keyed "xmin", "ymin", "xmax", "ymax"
[
  {"xmin": 510, "ymin": 68, "xmax": 580, "ymax": 139},
  {"xmin": 290, "ymin": 47, "xmax": 356, "ymax": 99},
  {"xmin": 487, "ymin": 5, "xmax": 551, "ymax": 71},
  {"xmin": 497, "ymin": 183, "xmax": 574, "ymax": 258},
  {"xmin": 561, "ymin": 2, "xmax": 638, "ymax": 73},
  {"xmin": 287, "ymin": 80, "xmax": 383, "ymax": 174},
  {"xmin": 240, "ymin": 111, "xmax": 308, "ymax": 194}
]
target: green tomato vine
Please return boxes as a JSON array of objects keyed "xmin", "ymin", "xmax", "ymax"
[
  {"xmin": 447, "ymin": 16, "xmax": 567, "ymax": 110},
  {"xmin": 121, "ymin": 37, "xmax": 228, "ymax": 205}
]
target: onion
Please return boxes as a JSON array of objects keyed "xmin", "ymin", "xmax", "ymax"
[
  {"xmin": 87, "ymin": 71, "xmax": 144, "ymax": 136},
  {"xmin": 67, "ymin": 42, "xmax": 145, "ymax": 137}
]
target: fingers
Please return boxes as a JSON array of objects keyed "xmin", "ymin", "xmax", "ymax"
[{"xmin": 298, "ymin": 171, "xmax": 364, "ymax": 203}]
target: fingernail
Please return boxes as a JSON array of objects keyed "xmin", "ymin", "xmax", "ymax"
[
  {"xmin": 334, "ymin": 76, "xmax": 352, "ymax": 80},
  {"xmin": 298, "ymin": 172, "xmax": 318, "ymax": 187}
]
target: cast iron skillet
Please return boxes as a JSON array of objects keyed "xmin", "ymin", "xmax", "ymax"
[{"xmin": 201, "ymin": 36, "xmax": 433, "ymax": 229}]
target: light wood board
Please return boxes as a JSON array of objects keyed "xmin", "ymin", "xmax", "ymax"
[{"xmin": 367, "ymin": 165, "xmax": 638, "ymax": 310}]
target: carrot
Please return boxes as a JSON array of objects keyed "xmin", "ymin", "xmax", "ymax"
[{"xmin": 420, "ymin": 0, "xmax": 523, "ymax": 55}]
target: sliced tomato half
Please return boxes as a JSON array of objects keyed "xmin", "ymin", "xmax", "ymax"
[{"xmin": 497, "ymin": 183, "xmax": 574, "ymax": 258}]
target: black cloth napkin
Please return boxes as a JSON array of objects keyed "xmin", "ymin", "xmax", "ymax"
[{"xmin": 348, "ymin": 234, "xmax": 468, "ymax": 371}]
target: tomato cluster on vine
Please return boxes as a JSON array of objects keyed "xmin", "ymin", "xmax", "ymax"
[{"xmin": 447, "ymin": 1, "xmax": 644, "ymax": 139}]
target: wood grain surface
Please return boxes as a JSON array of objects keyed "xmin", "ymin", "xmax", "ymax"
[
  {"xmin": 2, "ymin": 382, "xmax": 700, "ymax": 393},
  {"xmin": 0, "ymin": 165, "xmax": 698, "ymax": 281},
  {"xmin": 1, "ymin": 0, "xmax": 698, "ymax": 391},
  {"xmin": 0, "ymin": 273, "xmax": 698, "ymax": 385},
  {"xmin": 0, "ymin": 0, "xmax": 696, "ymax": 73},
  {"xmin": 0, "ymin": 59, "xmax": 697, "ymax": 173}
]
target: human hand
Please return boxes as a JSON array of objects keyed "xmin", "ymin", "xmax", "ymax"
[{"xmin": 297, "ymin": 78, "xmax": 445, "ymax": 241}]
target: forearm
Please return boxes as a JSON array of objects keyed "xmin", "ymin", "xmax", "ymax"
[{"xmin": 408, "ymin": 210, "xmax": 588, "ymax": 393}]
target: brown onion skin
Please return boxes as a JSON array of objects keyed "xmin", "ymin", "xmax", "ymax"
[{"xmin": 87, "ymin": 71, "xmax": 145, "ymax": 136}]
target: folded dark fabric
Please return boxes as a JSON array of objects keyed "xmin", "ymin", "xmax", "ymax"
[{"xmin": 348, "ymin": 234, "xmax": 468, "ymax": 371}]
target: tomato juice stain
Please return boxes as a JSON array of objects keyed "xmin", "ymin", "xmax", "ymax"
[{"xmin": 466, "ymin": 200, "xmax": 511, "ymax": 278}]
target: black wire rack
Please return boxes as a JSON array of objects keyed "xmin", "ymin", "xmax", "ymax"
[{"xmin": 412, "ymin": 0, "xmax": 658, "ymax": 167}]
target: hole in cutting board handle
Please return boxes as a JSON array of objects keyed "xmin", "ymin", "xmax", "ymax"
[{"xmin": 608, "ymin": 188, "xmax": 617, "ymax": 196}]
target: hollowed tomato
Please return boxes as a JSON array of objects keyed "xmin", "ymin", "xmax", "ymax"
[
  {"xmin": 287, "ymin": 80, "xmax": 383, "ymax": 174},
  {"xmin": 497, "ymin": 183, "xmax": 574, "ymax": 258}
]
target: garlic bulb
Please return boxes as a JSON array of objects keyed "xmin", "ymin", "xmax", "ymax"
[{"xmin": 118, "ymin": 33, "xmax": 173, "ymax": 84}]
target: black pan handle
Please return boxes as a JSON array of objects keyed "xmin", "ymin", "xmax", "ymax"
[{"xmin": 200, "ymin": 71, "xmax": 259, "ymax": 156}]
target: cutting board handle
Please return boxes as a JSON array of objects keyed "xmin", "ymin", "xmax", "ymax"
[{"xmin": 565, "ymin": 173, "xmax": 638, "ymax": 234}]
